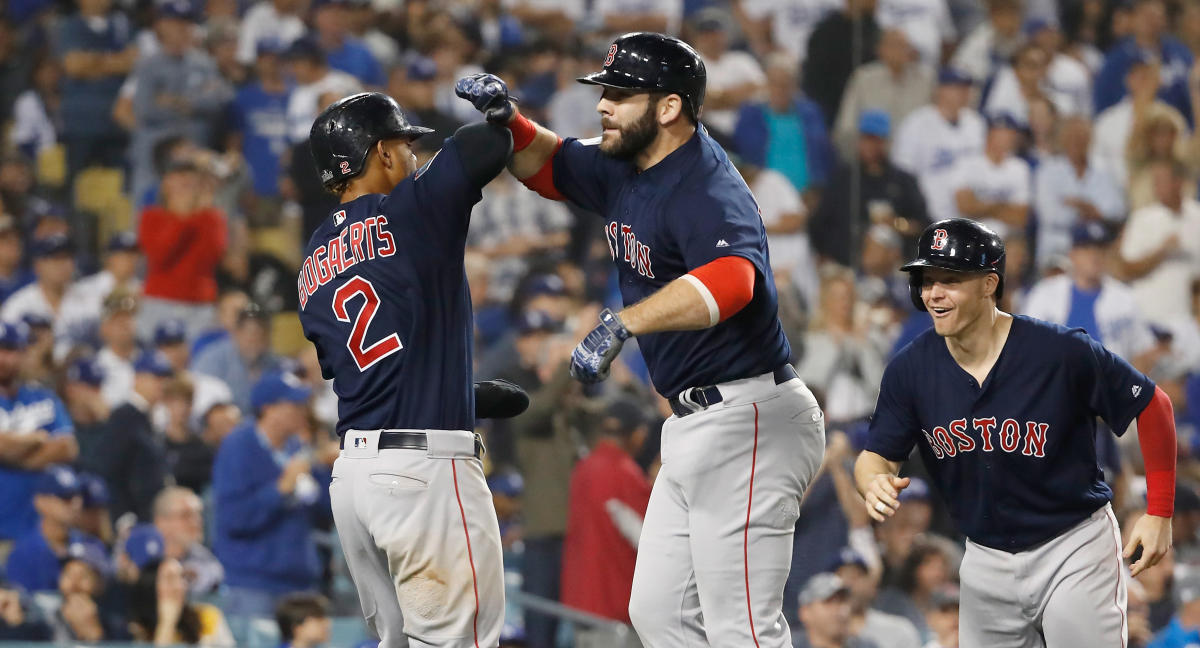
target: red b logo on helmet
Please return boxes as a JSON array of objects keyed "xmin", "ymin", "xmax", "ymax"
[
  {"xmin": 604, "ymin": 44, "xmax": 617, "ymax": 67},
  {"xmin": 930, "ymin": 228, "xmax": 949, "ymax": 250}
]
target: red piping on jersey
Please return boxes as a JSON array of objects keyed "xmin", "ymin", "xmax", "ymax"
[
  {"xmin": 507, "ymin": 113, "xmax": 538, "ymax": 152},
  {"xmin": 519, "ymin": 138, "xmax": 565, "ymax": 201},
  {"xmin": 690, "ymin": 256, "xmax": 756, "ymax": 322},
  {"xmin": 452, "ymin": 460, "xmax": 481, "ymax": 648},
  {"xmin": 1137, "ymin": 386, "xmax": 1176, "ymax": 517},
  {"xmin": 743, "ymin": 403, "xmax": 761, "ymax": 648},
  {"xmin": 1105, "ymin": 507, "xmax": 1128, "ymax": 648}
]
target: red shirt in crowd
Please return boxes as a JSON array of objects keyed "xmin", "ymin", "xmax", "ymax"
[
  {"xmin": 139, "ymin": 206, "xmax": 227, "ymax": 303},
  {"xmin": 561, "ymin": 439, "xmax": 652, "ymax": 622}
]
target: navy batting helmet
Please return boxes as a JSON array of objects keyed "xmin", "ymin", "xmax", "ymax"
[
  {"xmin": 900, "ymin": 218, "xmax": 1006, "ymax": 312},
  {"xmin": 309, "ymin": 92, "xmax": 434, "ymax": 189},
  {"xmin": 578, "ymin": 32, "xmax": 707, "ymax": 122}
]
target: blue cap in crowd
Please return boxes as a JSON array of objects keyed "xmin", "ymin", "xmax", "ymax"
[
  {"xmin": 107, "ymin": 231, "xmax": 139, "ymax": 253},
  {"xmin": 826, "ymin": 547, "xmax": 869, "ymax": 572},
  {"xmin": 487, "ymin": 471, "xmax": 524, "ymax": 498},
  {"xmin": 21, "ymin": 312, "xmax": 51, "ymax": 330},
  {"xmin": 858, "ymin": 110, "xmax": 891, "ymax": 137},
  {"xmin": 1130, "ymin": 50, "xmax": 1160, "ymax": 68},
  {"xmin": 124, "ymin": 524, "xmax": 165, "ymax": 570},
  {"xmin": 35, "ymin": 465, "xmax": 83, "ymax": 499},
  {"xmin": 1023, "ymin": 17, "xmax": 1058, "ymax": 35},
  {"xmin": 157, "ymin": 0, "xmax": 197, "ymax": 21},
  {"xmin": 67, "ymin": 537, "xmax": 112, "ymax": 579},
  {"xmin": 66, "ymin": 356, "xmax": 106, "ymax": 386},
  {"xmin": 898, "ymin": 476, "xmax": 931, "ymax": 502},
  {"xmin": 250, "ymin": 372, "xmax": 312, "ymax": 412},
  {"xmin": 284, "ymin": 36, "xmax": 325, "ymax": 62},
  {"xmin": 154, "ymin": 319, "xmax": 188, "ymax": 347},
  {"xmin": 524, "ymin": 274, "xmax": 567, "ymax": 298},
  {"xmin": 0, "ymin": 322, "xmax": 30, "ymax": 350},
  {"xmin": 134, "ymin": 350, "xmax": 174, "ymax": 377},
  {"xmin": 30, "ymin": 234, "xmax": 72, "ymax": 259},
  {"xmin": 799, "ymin": 573, "xmax": 850, "ymax": 606},
  {"xmin": 515, "ymin": 310, "xmax": 562, "ymax": 335},
  {"xmin": 78, "ymin": 472, "xmax": 110, "ymax": 509},
  {"xmin": 407, "ymin": 56, "xmax": 437, "ymax": 82},
  {"xmin": 256, "ymin": 38, "xmax": 288, "ymax": 57},
  {"xmin": 1071, "ymin": 221, "xmax": 1116, "ymax": 247},
  {"xmin": 937, "ymin": 67, "xmax": 973, "ymax": 86},
  {"xmin": 986, "ymin": 112, "xmax": 1023, "ymax": 131}
]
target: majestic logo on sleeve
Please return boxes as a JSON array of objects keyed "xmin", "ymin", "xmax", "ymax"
[
  {"xmin": 922, "ymin": 417, "xmax": 1050, "ymax": 460},
  {"xmin": 604, "ymin": 221, "xmax": 655, "ymax": 279}
]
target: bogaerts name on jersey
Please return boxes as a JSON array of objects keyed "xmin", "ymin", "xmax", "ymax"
[
  {"xmin": 922, "ymin": 417, "xmax": 1050, "ymax": 460},
  {"xmin": 297, "ymin": 212, "xmax": 396, "ymax": 310}
]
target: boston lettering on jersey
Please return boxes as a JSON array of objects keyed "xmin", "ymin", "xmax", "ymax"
[
  {"xmin": 866, "ymin": 316, "xmax": 1154, "ymax": 551},
  {"xmin": 297, "ymin": 211, "xmax": 396, "ymax": 310},
  {"xmin": 605, "ymin": 222, "xmax": 655, "ymax": 279}
]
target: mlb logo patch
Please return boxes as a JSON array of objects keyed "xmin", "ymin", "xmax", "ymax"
[
  {"xmin": 353, "ymin": 436, "xmax": 367, "ymax": 448},
  {"xmin": 334, "ymin": 210, "xmax": 346, "ymax": 226}
]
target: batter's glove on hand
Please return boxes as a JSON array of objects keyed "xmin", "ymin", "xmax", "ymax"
[
  {"xmin": 570, "ymin": 309, "xmax": 632, "ymax": 384},
  {"xmin": 454, "ymin": 73, "xmax": 516, "ymax": 124},
  {"xmin": 474, "ymin": 379, "xmax": 530, "ymax": 419}
]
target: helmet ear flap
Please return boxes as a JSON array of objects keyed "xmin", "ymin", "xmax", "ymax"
[{"xmin": 909, "ymin": 270, "xmax": 926, "ymax": 312}]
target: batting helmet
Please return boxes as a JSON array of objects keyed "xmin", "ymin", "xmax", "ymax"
[
  {"xmin": 578, "ymin": 32, "xmax": 707, "ymax": 122},
  {"xmin": 309, "ymin": 92, "xmax": 434, "ymax": 189},
  {"xmin": 900, "ymin": 218, "xmax": 1006, "ymax": 312}
]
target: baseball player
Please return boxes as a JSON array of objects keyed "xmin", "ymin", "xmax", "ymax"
[
  {"xmin": 455, "ymin": 32, "xmax": 826, "ymax": 647},
  {"xmin": 297, "ymin": 92, "xmax": 527, "ymax": 647},
  {"xmin": 854, "ymin": 218, "xmax": 1178, "ymax": 647}
]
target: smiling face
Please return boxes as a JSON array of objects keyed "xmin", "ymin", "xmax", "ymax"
[{"xmin": 918, "ymin": 267, "xmax": 999, "ymax": 338}]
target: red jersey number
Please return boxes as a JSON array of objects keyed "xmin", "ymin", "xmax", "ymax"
[{"xmin": 332, "ymin": 276, "xmax": 403, "ymax": 371}]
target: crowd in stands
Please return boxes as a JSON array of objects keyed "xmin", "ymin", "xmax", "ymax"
[{"xmin": 0, "ymin": 0, "xmax": 1197, "ymax": 646}]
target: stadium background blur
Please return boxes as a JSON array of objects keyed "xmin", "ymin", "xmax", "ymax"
[{"xmin": 0, "ymin": 0, "xmax": 1197, "ymax": 645}]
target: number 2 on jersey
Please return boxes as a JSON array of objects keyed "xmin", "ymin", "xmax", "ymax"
[{"xmin": 332, "ymin": 276, "xmax": 403, "ymax": 371}]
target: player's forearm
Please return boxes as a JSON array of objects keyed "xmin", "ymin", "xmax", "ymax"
[
  {"xmin": 619, "ymin": 277, "xmax": 714, "ymax": 336},
  {"xmin": 853, "ymin": 451, "xmax": 902, "ymax": 499},
  {"xmin": 505, "ymin": 109, "xmax": 560, "ymax": 180}
]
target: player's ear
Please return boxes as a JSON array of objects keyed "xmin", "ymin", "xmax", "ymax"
[
  {"xmin": 983, "ymin": 273, "xmax": 999, "ymax": 298},
  {"xmin": 658, "ymin": 94, "xmax": 683, "ymax": 126},
  {"xmin": 376, "ymin": 140, "xmax": 392, "ymax": 169}
]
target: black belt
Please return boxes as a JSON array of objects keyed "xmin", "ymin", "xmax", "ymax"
[
  {"xmin": 668, "ymin": 365, "xmax": 798, "ymax": 418},
  {"xmin": 340, "ymin": 430, "xmax": 484, "ymax": 458}
]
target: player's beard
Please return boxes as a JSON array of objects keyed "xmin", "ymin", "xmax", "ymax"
[{"xmin": 599, "ymin": 103, "xmax": 659, "ymax": 161}]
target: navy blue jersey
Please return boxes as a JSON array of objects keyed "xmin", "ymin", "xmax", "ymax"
[
  {"xmin": 866, "ymin": 315, "xmax": 1155, "ymax": 551},
  {"xmin": 552, "ymin": 128, "xmax": 790, "ymax": 398},
  {"xmin": 297, "ymin": 139, "xmax": 479, "ymax": 435}
]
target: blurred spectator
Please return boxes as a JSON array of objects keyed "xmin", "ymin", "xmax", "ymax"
[
  {"xmin": 922, "ymin": 585, "xmax": 960, "ymax": 648},
  {"xmin": 813, "ymin": 110, "xmax": 927, "ymax": 268},
  {"xmin": 734, "ymin": 52, "xmax": 833, "ymax": 196},
  {"xmin": 489, "ymin": 470, "xmax": 523, "ymax": 552},
  {"xmin": 283, "ymin": 37, "xmax": 362, "ymax": 145},
  {"xmin": 1092, "ymin": 54, "xmax": 1182, "ymax": 188},
  {"xmin": 741, "ymin": 0, "xmax": 842, "ymax": 66},
  {"xmin": 190, "ymin": 288, "xmax": 248, "ymax": 358},
  {"xmin": 948, "ymin": 113, "xmax": 1031, "ymax": 231},
  {"xmin": 0, "ymin": 585, "xmax": 51, "ymax": 640},
  {"xmin": 830, "ymin": 549, "xmax": 921, "ymax": 648},
  {"xmin": 212, "ymin": 372, "xmax": 331, "ymax": 616},
  {"xmin": 20, "ymin": 314, "xmax": 54, "ymax": 385},
  {"xmin": 982, "ymin": 44, "xmax": 1055, "ymax": 127},
  {"xmin": 875, "ymin": 0, "xmax": 953, "ymax": 67},
  {"xmin": 1131, "ymin": 578, "xmax": 1155, "ymax": 648},
  {"xmin": 734, "ymin": 156, "xmax": 819, "ymax": 309},
  {"xmin": 0, "ymin": 322, "xmax": 77, "ymax": 549},
  {"xmin": 1, "ymin": 234, "xmax": 75, "ymax": 326},
  {"xmin": 589, "ymin": 0, "xmax": 683, "ymax": 36},
  {"xmin": 856, "ymin": 224, "xmax": 910, "ymax": 310},
  {"xmin": 55, "ymin": 0, "xmax": 137, "ymax": 181},
  {"xmin": 66, "ymin": 356, "xmax": 110, "ymax": 473},
  {"xmin": 892, "ymin": 69, "xmax": 985, "ymax": 222},
  {"xmin": 346, "ymin": 0, "xmax": 397, "ymax": 69},
  {"xmin": 561, "ymin": 397, "xmax": 651, "ymax": 623},
  {"xmin": 1094, "ymin": 0, "xmax": 1193, "ymax": 126},
  {"xmin": 1033, "ymin": 116, "xmax": 1126, "ymax": 270},
  {"xmin": 794, "ymin": 573, "xmax": 879, "ymax": 648},
  {"xmin": 833, "ymin": 29, "xmax": 934, "ymax": 159},
  {"xmin": 1024, "ymin": 222, "xmax": 1157, "ymax": 367},
  {"xmin": 129, "ymin": 0, "xmax": 234, "ymax": 205},
  {"xmin": 137, "ymin": 157, "xmax": 229, "ymax": 342},
  {"xmin": 50, "ymin": 538, "xmax": 119, "ymax": 642},
  {"xmin": 1029, "ymin": 19, "xmax": 1093, "ymax": 117},
  {"xmin": 236, "ymin": 0, "xmax": 307, "ymax": 65},
  {"xmin": 1126, "ymin": 102, "xmax": 1198, "ymax": 211},
  {"xmin": 0, "ymin": 216, "xmax": 30, "ymax": 303},
  {"xmin": 389, "ymin": 56, "xmax": 462, "ymax": 149},
  {"xmin": 57, "ymin": 232, "xmax": 141, "ymax": 354},
  {"xmin": 690, "ymin": 8, "xmax": 765, "ymax": 138},
  {"xmin": 229, "ymin": 42, "xmax": 292, "ymax": 208},
  {"xmin": 95, "ymin": 350, "xmax": 171, "ymax": 523},
  {"xmin": 0, "ymin": 20, "xmax": 30, "ymax": 125},
  {"xmin": 76, "ymin": 472, "xmax": 113, "ymax": 546},
  {"xmin": 311, "ymin": 0, "xmax": 382, "ymax": 86},
  {"xmin": 951, "ymin": 0, "xmax": 1023, "ymax": 85},
  {"xmin": 795, "ymin": 265, "xmax": 887, "ymax": 427},
  {"xmin": 96, "ymin": 292, "xmax": 138, "ymax": 407},
  {"xmin": 5, "ymin": 465, "xmax": 105, "ymax": 592},
  {"xmin": 875, "ymin": 537, "xmax": 956, "ymax": 641},
  {"xmin": 160, "ymin": 377, "xmax": 214, "ymax": 494},
  {"xmin": 154, "ymin": 319, "xmax": 232, "ymax": 426},
  {"xmin": 198, "ymin": 402, "xmax": 241, "ymax": 452},
  {"xmin": 1117, "ymin": 161, "xmax": 1200, "ymax": 336},
  {"xmin": 274, "ymin": 593, "xmax": 332, "ymax": 648},
  {"xmin": 11, "ymin": 57, "xmax": 60, "ymax": 160},
  {"xmin": 192, "ymin": 303, "xmax": 280, "ymax": 413},
  {"xmin": 803, "ymin": 0, "xmax": 880, "ymax": 130},
  {"xmin": 1149, "ymin": 563, "xmax": 1200, "ymax": 648},
  {"xmin": 151, "ymin": 487, "xmax": 223, "ymax": 597},
  {"xmin": 127, "ymin": 558, "xmax": 234, "ymax": 646}
]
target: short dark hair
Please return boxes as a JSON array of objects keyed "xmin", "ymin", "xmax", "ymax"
[{"xmin": 275, "ymin": 592, "xmax": 330, "ymax": 641}]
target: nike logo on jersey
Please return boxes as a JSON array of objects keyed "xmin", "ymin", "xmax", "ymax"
[
  {"xmin": 716, "ymin": 239, "xmax": 729, "ymax": 247},
  {"xmin": 922, "ymin": 417, "xmax": 1050, "ymax": 460},
  {"xmin": 1132, "ymin": 385, "xmax": 1142, "ymax": 398},
  {"xmin": 604, "ymin": 221, "xmax": 655, "ymax": 279},
  {"xmin": 298, "ymin": 215, "xmax": 397, "ymax": 310}
]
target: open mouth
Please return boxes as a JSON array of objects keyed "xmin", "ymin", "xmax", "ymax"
[{"xmin": 930, "ymin": 306, "xmax": 953, "ymax": 317}]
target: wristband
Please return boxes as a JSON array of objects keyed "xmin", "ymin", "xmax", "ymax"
[{"xmin": 508, "ymin": 113, "xmax": 537, "ymax": 152}]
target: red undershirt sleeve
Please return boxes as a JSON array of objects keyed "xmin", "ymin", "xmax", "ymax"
[
  {"xmin": 1137, "ymin": 385, "xmax": 1177, "ymax": 517},
  {"xmin": 681, "ymin": 256, "xmax": 756, "ymax": 326},
  {"xmin": 507, "ymin": 113, "xmax": 566, "ymax": 201}
]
